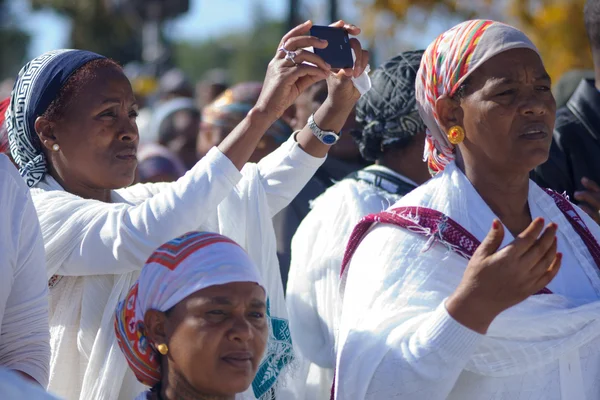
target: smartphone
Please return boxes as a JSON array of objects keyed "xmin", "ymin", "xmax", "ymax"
[{"xmin": 309, "ymin": 26, "xmax": 354, "ymax": 69}]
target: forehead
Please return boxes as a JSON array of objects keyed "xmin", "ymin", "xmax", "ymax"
[
  {"xmin": 468, "ymin": 48, "xmax": 548, "ymax": 86},
  {"xmin": 182, "ymin": 282, "xmax": 266, "ymax": 305},
  {"xmin": 76, "ymin": 65, "xmax": 135, "ymax": 104}
]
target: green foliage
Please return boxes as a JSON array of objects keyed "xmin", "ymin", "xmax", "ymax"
[
  {"xmin": 173, "ymin": 19, "xmax": 284, "ymax": 83},
  {"xmin": 30, "ymin": 0, "xmax": 142, "ymax": 64}
]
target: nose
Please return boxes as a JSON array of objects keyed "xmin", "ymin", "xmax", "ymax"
[
  {"xmin": 118, "ymin": 115, "xmax": 139, "ymax": 143},
  {"xmin": 520, "ymin": 89, "xmax": 553, "ymax": 117},
  {"xmin": 227, "ymin": 316, "xmax": 254, "ymax": 343}
]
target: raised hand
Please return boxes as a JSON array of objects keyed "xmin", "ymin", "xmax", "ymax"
[
  {"xmin": 324, "ymin": 20, "xmax": 370, "ymax": 110},
  {"xmin": 446, "ymin": 218, "xmax": 562, "ymax": 334},
  {"xmin": 254, "ymin": 20, "xmax": 332, "ymax": 121}
]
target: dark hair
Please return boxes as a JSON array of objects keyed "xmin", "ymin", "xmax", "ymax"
[
  {"xmin": 585, "ymin": 0, "xmax": 600, "ymax": 53},
  {"xmin": 354, "ymin": 50, "xmax": 426, "ymax": 161},
  {"xmin": 42, "ymin": 58, "xmax": 123, "ymax": 122}
]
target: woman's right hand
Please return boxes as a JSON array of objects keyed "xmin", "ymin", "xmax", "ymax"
[
  {"xmin": 254, "ymin": 20, "xmax": 332, "ymax": 121},
  {"xmin": 446, "ymin": 218, "xmax": 562, "ymax": 334}
]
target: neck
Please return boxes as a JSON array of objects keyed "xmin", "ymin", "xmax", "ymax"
[
  {"xmin": 49, "ymin": 170, "xmax": 111, "ymax": 203},
  {"xmin": 159, "ymin": 367, "xmax": 234, "ymax": 400},
  {"xmin": 377, "ymin": 144, "xmax": 430, "ymax": 185},
  {"xmin": 456, "ymin": 154, "xmax": 531, "ymax": 237}
]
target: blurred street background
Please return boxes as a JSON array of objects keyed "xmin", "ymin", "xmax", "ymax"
[{"xmin": 0, "ymin": 0, "xmax": 591, "ymax": 98}]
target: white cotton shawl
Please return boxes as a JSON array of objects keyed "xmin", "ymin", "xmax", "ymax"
[
  {"xmin": 336, "ymin": 162, "xmax": 600, "ymax": 399},
  {"xmin": 286, "ymin": 167, "xmax": 402, "ymax": 399},
  {"xmin": 32, "ymin": 164, "xmax": 292, "ymax": 400}
]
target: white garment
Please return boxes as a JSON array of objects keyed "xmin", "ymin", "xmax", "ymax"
[
  {"xmin": 31, "ymin": 136, "xmax": 325, "ymax": 400},
  {"xmin": 0, "ymin": 154, "xmax": 50, "ymax": 387},
  {"xmin": 0, "ymin": 368, "xmax": 61, "ymax": 400},
  {"xmin": 335, "ymin": 162, "xmax": 600, "ymax": 400},
  {"xmin": 286, "ymin": 166, "xmax": 406, "ymax": 399}
]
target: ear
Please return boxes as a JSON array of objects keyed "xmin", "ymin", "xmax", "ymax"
[
  {"xmin": 144, "ymin": 309, "xmax": 169, "ymax": 347},
  {"xmin": 34, "ymin": 116, "xmax": 57, "ymax": 151},
  {"xmin": 434, "ymin": 95, "xmax": 464, "ymax": 134}
]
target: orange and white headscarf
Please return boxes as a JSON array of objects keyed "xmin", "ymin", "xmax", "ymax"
[
  {"xmin": 415, "ymin": 20, "xmax": 540, "ymax": 174},
  {"xmin": 114, "ymin": 231, "xmax": 265, "ymax": 387}
]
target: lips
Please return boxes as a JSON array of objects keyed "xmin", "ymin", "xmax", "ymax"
[
  {"xmin": 115, "ymin": 147, "xmax": 137, "ymax": 161},
  {"xmin": 519, "ymin": 122, "xmax": 550, "ymax": 140},
  {"xmin": 222, "ymin": 351, "xmax": 253, "ymax": 370}
]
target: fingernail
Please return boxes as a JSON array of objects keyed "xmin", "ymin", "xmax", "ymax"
[
  {"xmin": 582, "ymin": 177, "xmax": 589, "ymax": 183},
  {"xmin": 326, "ymin": 63, "xmax": 331, "ymax": 69},
  {"xmin": 320, "ymin": 38, "xmax": 328, "ymax": 43},
  {"xmin": 574, "ymin": 191, "xmax": 583, "ymax": 197},
  {"xmin": 492, "ymin": 220, "xmax": 500, "ymax": 229},
  {"xmin": 549, "ymin": 222, "xmax": 558, "ymax": 230}
]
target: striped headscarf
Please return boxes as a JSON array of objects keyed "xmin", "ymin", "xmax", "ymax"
[
  {"xmin": 6, "ymin": 50, "xmax": 105, "ymax": 187},
  {"xmin": 415, "ymin": 20, "xmax": 540, "ymax": 174},
  {"xmin": 202, "ymin": 82, "xmax": 292, "ymax": 144},
  {"xmin": 114, "ymin": 231, "xmax": 265, "ymax": 387}
]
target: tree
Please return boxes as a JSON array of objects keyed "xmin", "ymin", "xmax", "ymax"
[
  {"xmin": 356, "ymin": 0, "xmax": 591, "ymax": 80},
  {"xmin": 30, "ymin": 0, "xmax": 143, "ymax": 64},
  {"xmin": 0, "ymin": 0, "xmax": 30, "ymax": 79},
  {"xmin": 172, "ymin": 5, "xmax": 284, "ymax": 84}
]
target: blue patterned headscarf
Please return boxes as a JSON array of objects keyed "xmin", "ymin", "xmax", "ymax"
[{"xmin": 6, "ymin": 49, "xmax": 105, "ymax": 187}]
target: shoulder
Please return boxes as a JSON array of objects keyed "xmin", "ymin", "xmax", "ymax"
[{"xmin": 553, "ymin": 106, "xmax": 582, "ymax": 136}]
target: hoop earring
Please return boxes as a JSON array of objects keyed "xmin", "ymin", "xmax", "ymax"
[{"xmin": 447, "ymin": 126, "xmax": 465, "ymax": 145}]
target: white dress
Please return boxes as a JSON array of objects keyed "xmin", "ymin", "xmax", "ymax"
[
  {"xmin": 0, "ymin": 154, "xmax": 50, "ymax": 387},
  {"xmin": 286, "ymin": 165, "xmax": 415, "ymax": 399},
  {"xmin": 336, "ymin": 162, "xmax": 600, "ymax": 400},
  {"xmin": 31, "ymin": 136, "xmax": 325, "ymax": 400}
]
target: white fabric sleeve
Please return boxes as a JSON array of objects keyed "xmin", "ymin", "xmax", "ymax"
[
  {"xmin": 0, "ymin": 178, "xmax": 50, "ymax": 388},
  {"xmin": 335, "ymin": 225, "xmax": 483, "ymax": 400},
  {"xmin": 255, "ymin": 133, "xmax": 326, "ymax": 217},
  {"xmin": 58, "ymin": 147, "xmax": 242, "ymax": 276}
]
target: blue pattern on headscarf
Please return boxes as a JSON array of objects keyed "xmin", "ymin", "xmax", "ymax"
[{"xmin": 6, "ymin": 49, "xmax": 105, "ymax": 187}]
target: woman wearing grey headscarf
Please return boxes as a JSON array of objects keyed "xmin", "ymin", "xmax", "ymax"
[{"xmin": 285, "ymin": 50, "xmax": 429, "ymax": 400}]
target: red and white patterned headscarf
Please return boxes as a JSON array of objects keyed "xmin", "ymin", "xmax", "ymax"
[
  {"xmin": 415, "ymin": 20, "xmax": 540, "ymax": 174},
  {"xmin": 114, "ymin": 231, "xmax": 264, "ymax": 387}
]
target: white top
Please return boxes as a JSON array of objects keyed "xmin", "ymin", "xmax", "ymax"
[
  {"xmin": 31, "ymin": 136, "xmax": 325, "ymax": 400},
  {"xmin": 286, "ymin": 165, "xmax": 406, "ymax": 399},
  {"xmin": 0, "ymin": 368, "xmax": 60, "ymax": 400},
  {"xmin": 0, "ymin": 154, "xmax": 50, "ymax": 387},
  {"xmin": 335, "ymin": 162, "xmax": 600, "ymax": 400}
]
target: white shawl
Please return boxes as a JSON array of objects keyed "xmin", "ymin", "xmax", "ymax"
[
  {"xmin": 336, "ymin": 162, "xmax": 600, "ymax": 399},
  {"xmin": 32, "ymin": 137, "xmax": 324, "ymax": 400}
]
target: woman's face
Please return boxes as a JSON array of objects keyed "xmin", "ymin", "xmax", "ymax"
[
  {"xmin": 445, "ymin": 48, "xmax": 556, "ymax": 174},
  {"xmin": 161, "ymin": 281, "xmax": 268, "ymax": 396},
  {"xmin": 42, "ymin": 64, "xmax": 139, "ymax": 190}
]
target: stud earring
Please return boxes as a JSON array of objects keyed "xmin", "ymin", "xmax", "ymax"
[
  {"xmin": 52, "ymin": 144, "xmax": 60, "ymax": 152},
  {"xmin": 157, "ymin": 343, "xmax": 168, "ymax": 355},
  {"xmin": 447, "ymin": 126, "xmax": 465, "ymax": 145}
]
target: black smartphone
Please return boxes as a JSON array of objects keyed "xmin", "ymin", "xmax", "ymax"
[{"xmin": 309, "ymin": 26, "xmax": 354, "ymax": 69}]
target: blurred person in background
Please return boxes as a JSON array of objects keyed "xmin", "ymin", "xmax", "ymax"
[
  {"xmin": 115, "ymin": 232, "xmax": 269, "ymax": 400},
  {"xmin": 0, "ymin": 78, "xmax": 14, "ymax": 99},
  {"xmin": 272, "ymin": 80, "xmax": 365, "ymax": 288},
  {"xmin": 196, "ymin": 68, "xmax": 230, "ymax": 109},
  {"xmin": 1, "ymin": 97, "xmax": 12, "ymax": 162},
  {"xmin": 285, "ymin": 51, "xmax": 429, "ymax": 399},
  {"xmin": 147, "ymin": 97, "xmax": 201, "ymax": 169},
  {"xmin": 534, "ymin": 0, "xmax": 600, "ymax": 224},
  {"xmin": 6, "ymin": 19, "xmax": 369, "ymax": 400},
  {"xmin": 552, "ymin": 69, "xmax": 594, "ymax": 108},
  {"xmin": 197, "ymin": 82, "xmax": 293, "ymax": 162},
  {"xmin": 157, "ymin": 68, "xmax": 194, "ymax": 102},
  {"xmin": 136, "ymin": 142, "xmax": 186, "ymax": 184},
  {"xmin": 0, "ymin": 369, "xmax": 60, "ymax": 400}
]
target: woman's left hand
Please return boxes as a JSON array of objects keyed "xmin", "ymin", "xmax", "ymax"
[{"xmin": 324, "ymin": 20, "xmax": 370, "ymax": 111}]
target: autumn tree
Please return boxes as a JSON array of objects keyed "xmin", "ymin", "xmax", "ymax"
[{"xmin": 356, "ymin": 0, "xmax": 591, "ymax": 80}]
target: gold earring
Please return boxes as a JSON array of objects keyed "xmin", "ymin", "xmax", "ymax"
[
  {"xmin": 447, "ymin": 126, "xmax": 465, "ymax": 145},
  {"xmin": 52, "ymin": 144, "xmax": 60, "ymax": 152},
  {"xmin": 157, "ymin": 343, "xmax": 168, "ymax": 355}
]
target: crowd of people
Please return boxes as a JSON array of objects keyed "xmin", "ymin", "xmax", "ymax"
[{"xmin": 4, "ymin": 2, "xmax": 600, "ymax": 399}]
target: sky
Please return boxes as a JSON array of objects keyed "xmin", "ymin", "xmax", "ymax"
[{"xmin": 13, "ymin": 0, "xmax": 360, "ymax": 57}]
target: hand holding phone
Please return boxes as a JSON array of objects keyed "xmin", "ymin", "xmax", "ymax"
[{"xmin": 309, "ymin": 26, "xmax": 354, "ymax": 69}]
